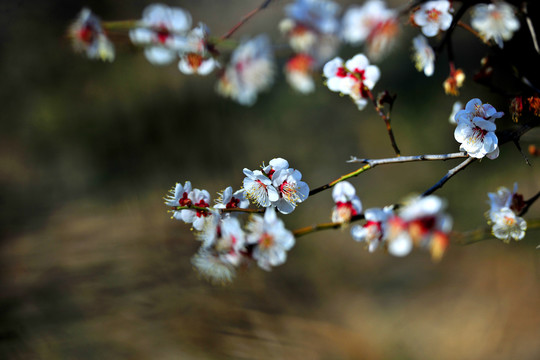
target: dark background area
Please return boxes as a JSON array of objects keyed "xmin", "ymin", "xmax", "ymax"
[{"xmin": 1, "ymin": 1, "xmax": 540, "ymax": 358}]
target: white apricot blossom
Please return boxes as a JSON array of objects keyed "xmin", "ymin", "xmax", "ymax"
[
  {"xmin": 471, "ymin": 1, "xmax": 520, "ymax": 48},
  {"xmin": 216, "ymin": 35, "xmax": 275, "ymax": 106},
  {"xmin": 69, "ymin": 8, "xmax": 115, "ymax": 61},
  {"xmin": 331, "ymin": 181, "xmax": 362, "ymax": 223},
  {"xmin": 412, "ymin": 35, "xmax": 435, "ymax": 76},
  {"xmin": 341, "ymin": 0, "xmax": 400, "ymax": 60},
  {"xmin": 323, "ymin": 54, "xmax": 381, "ymax": 110},
  {"xmin": 129, "ymin": 4, "xmax": 192, "ymax": 65},
  {"xmin": 413, "ymin": 1, "xmax": 453, "ymax": 37},
  {"xmin": 454, "ymin": 98, "xmax": 503, "ymax": 159},
  {"xmin": 246, "ymin": 207, "xmax": 296, "ymax": 271}
]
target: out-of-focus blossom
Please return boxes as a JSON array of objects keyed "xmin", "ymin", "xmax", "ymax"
[
  {"xmin": 216, "ymin": 35, "xmax": 275, "ymax": 106},
  {"xmin": 528, "ymin": 96, "xmax": 540, "ymax": 117},
  {"xmin": 351, "ymin": 207, "xmax": 392, "ymax": 252},
  {"xmin": 443, "ymin": 68, "xmax": 465, "ymax": 96},
  {"xmin": 449, "ymin": 101, "xmax": 463, "ymax": 125},
  {"xmin": 510, "ymin": 96, "xmax": 523, "ymax": 122},
  {"xmin": 191, "ymin": 249, "xmax": 236, "ymax": 285},
  {"xmin": 412, "ymin": 35, "xmax": 435, "ymax": 76},
  {"xmin": 486, "ymin": 183, "xmax": 527, "ymax": 243},
  {"xmin": 351, "ymin": 196, "xmax": 452, "ymax": 261},
  {"xmin": 178, "ymin": 23, "xmax": 218, "ymax": 75},
  {"xmin": 342, "ymin": 0, "xmax": 400, "ymax": 60},
  {"xmin": 331, "ymin": 181, "xmax": 362, "ymax": 223},
  {"xmin": 129, "ymin": 4, "xmax": 192, "ymax": 65},
  {"xmin": 490, "ymin": 208, "xmax": 527, "ymax": 242},
  {"xmin": 285, "ymin": 54, "xmax": 316, "ymax": 94},
  {"xmin": 196, "ymin": 215, "xmax": 247, "ymax": 266},
  {"xmin": 413, "ymin": 1, "xmax": 453, "ymax": 37},
  {"xmin": 323, "ymin": 54, "xmax": 380, "ymax": 110},
  {"xmin": 68, "ymin": 8, "xmax": 115, "ymax": 61},
  {"xmin": 454, "ymin": 98, "xmax": 503, "ymax": 159},
  {"xmin": 279, "ymin": 0, "xmax": 340, "ymax": 62},
  {"xmin": 471, "ymin": 1, "xmax": 520, "ymax": 48},
  {"xmin": 246, "ymin": 207, "xmax": 296, "ymax": 271}
]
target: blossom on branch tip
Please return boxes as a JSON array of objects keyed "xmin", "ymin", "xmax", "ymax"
[
  {"xmin": 246, "ymin": 207, "xmax": 296, "ymax": 271},
  {"xmin": 178, "ymin": 23, "xmax": 218, "ymax": 75},
  {"xmin": 331, "ymin": 181, "xmax": 362, "ymax": 223},
  {"xmin": 129, "ymin": 4, "xmax": 192, "ymax": 65},
  {"xmin": 443, "ymin": 68, "xmax": 465, "ymax": 96},
  {"xmin": 413, "ymin": 1, "xmax": 453, "ymax": 38},
  {"xmin": 68, "ymin": 8, "xmax": 115, "ymax": 62},
  {"xmin": 323, "ymin": 54, "xmax": 380, "ymax": 110},
  {"xmin": 216, "ymin": 35, "xmax": 275, "ymax": 106},
  {"xmin": 180, "ymin": 188, "xmax": 212, "ymax": 231},
  {"xmin": 454, "ymin": 98, "xmax": 503, "ymax": 159},
  {"xmin": 351, "ymin": 207, "xmax": 393, "ymax": 252},
  {"xmin": 412, "ymin": 35, "xmax": 435, "ymax": 77},
  {"xmin": 471, "ymin": 1, "xmax": 520, "ymax": 48},
  {"xmin": 342, "ymin": 0, "xmax": 400, "ymax": 60},
  {"xmin": 486, "ymin": 183, "xmax": 527, "ymax": 243},
  {"xmin": 165, "ymin": 180, "xmax": 192, "ymax": 215}
]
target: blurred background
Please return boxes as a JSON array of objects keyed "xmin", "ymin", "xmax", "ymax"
[{"xmin": 1, "ymin": 0, "xmax": 540, "ymax": 358}]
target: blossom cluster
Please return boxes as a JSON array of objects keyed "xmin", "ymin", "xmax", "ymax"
[
  {"xmin": 453, "ymin": 98, "xmax": 503, "ymax": 159},
  {"xmin": 486, "ymin": 183, "xmax": 527, "ymax": 243},
  {"xmin": 164, "ymin": 158, "xmax": 307, "ymax": 283},
  {"xmin": 333, "ymin": 181, "xmax": 452, "ymax": 261},
  {"xmin": 68, "ymin": 1, "xmax": 524, "ymax": 105}
]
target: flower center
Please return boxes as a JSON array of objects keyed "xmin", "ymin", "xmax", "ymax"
[
  {"xmin": 503, "ymin": 216, "xmax": 516, "ymax": 226},
  {"xmin": 194, "ymin": 199, "xmax": 210, "ymax": 217},
  {"xmin": 187, "ymin": 53, "xmax": 203, "ymax": 70},
  {"xmin": 156, "ymin": 25, "xmax": 171, "ymax": 44},
  {"xmin": 279, "ymin": 181, "xmax": 301, "ymax": 204},
  {"xmin": 78, "ymin": 24, "xmax": 95, "ymax": 43},
  {"xmin": 226, "ymin": 197, "xmax": 240, "ymax": 209},
  {"xmin": 259, "ymin": 233, "xmax": 275, "ymax": 249},
  {"xmin": 179, "ymin": 192, "xmax": 192, "ymax": 206},
  {"xmin": 427, "ymin": 9, "xmax": 442, "ymax": 22}
]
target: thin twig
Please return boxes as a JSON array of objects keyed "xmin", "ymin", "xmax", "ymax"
[
  {"xmin": 219, "ymin": 0, "xmax": 273, "ymax": 41},
  {"xmin": 522, "ymin": 2, "xmax": 540, "ymax": 54},
  {"xmin": 171, "ymin": 205, "xmax": 264, "ymax": 213},
  {"xmin": 309, "ymin": 152, "xmax": 468, "ymax": 197},
  {"xmin": 422, "ymin": 157, "xmax": 476, "ymax": 196},
  {"xmin": 348, "ymin": 152, "xmax": 468, "ymax": 164},
  {"xmin": 293, "ymin": 214, "xmax": 365, "ymax": 238},
  {"xmin": 366, "ymin": 89, "xmax": 401, "ymax": 156}
]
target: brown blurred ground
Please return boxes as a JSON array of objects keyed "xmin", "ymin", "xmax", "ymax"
[{"xmin": 1, "ymin": 1, "xmax": 540, "ymax": 359}]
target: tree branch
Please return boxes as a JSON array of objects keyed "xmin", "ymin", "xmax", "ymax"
[{"xmin": 219, "ymin": 0, "xmax": 274, "ymax": 41}]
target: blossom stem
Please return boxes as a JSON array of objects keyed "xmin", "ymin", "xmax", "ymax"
[
  {"xmin": 456, "ymin": 21, "xmax": 486, "ymax": 44},
  {"xmin": 422, "ymin": 157, "xmax": 476, "ymax": 197},
  {"xmin": 172, "ymin": 205, "xmax": 264, "ymax": 213},
  {"xmin": 293, "ymin": 214, "xmax": 365, "ymax": 238},
  {"xmin": 219, "ymin": 0, "xmax": 273, "ymax": 41},
  {"xmin": 366, "ymin": 89, "xmax": 401, "ymax": 156},
  {"xmin": 101, "ymin": 20, "xmax": 139, "ymax": 31},
  {"xmin": 454, "ymin": 219, "xmax": 540, "ymax": 245}
]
